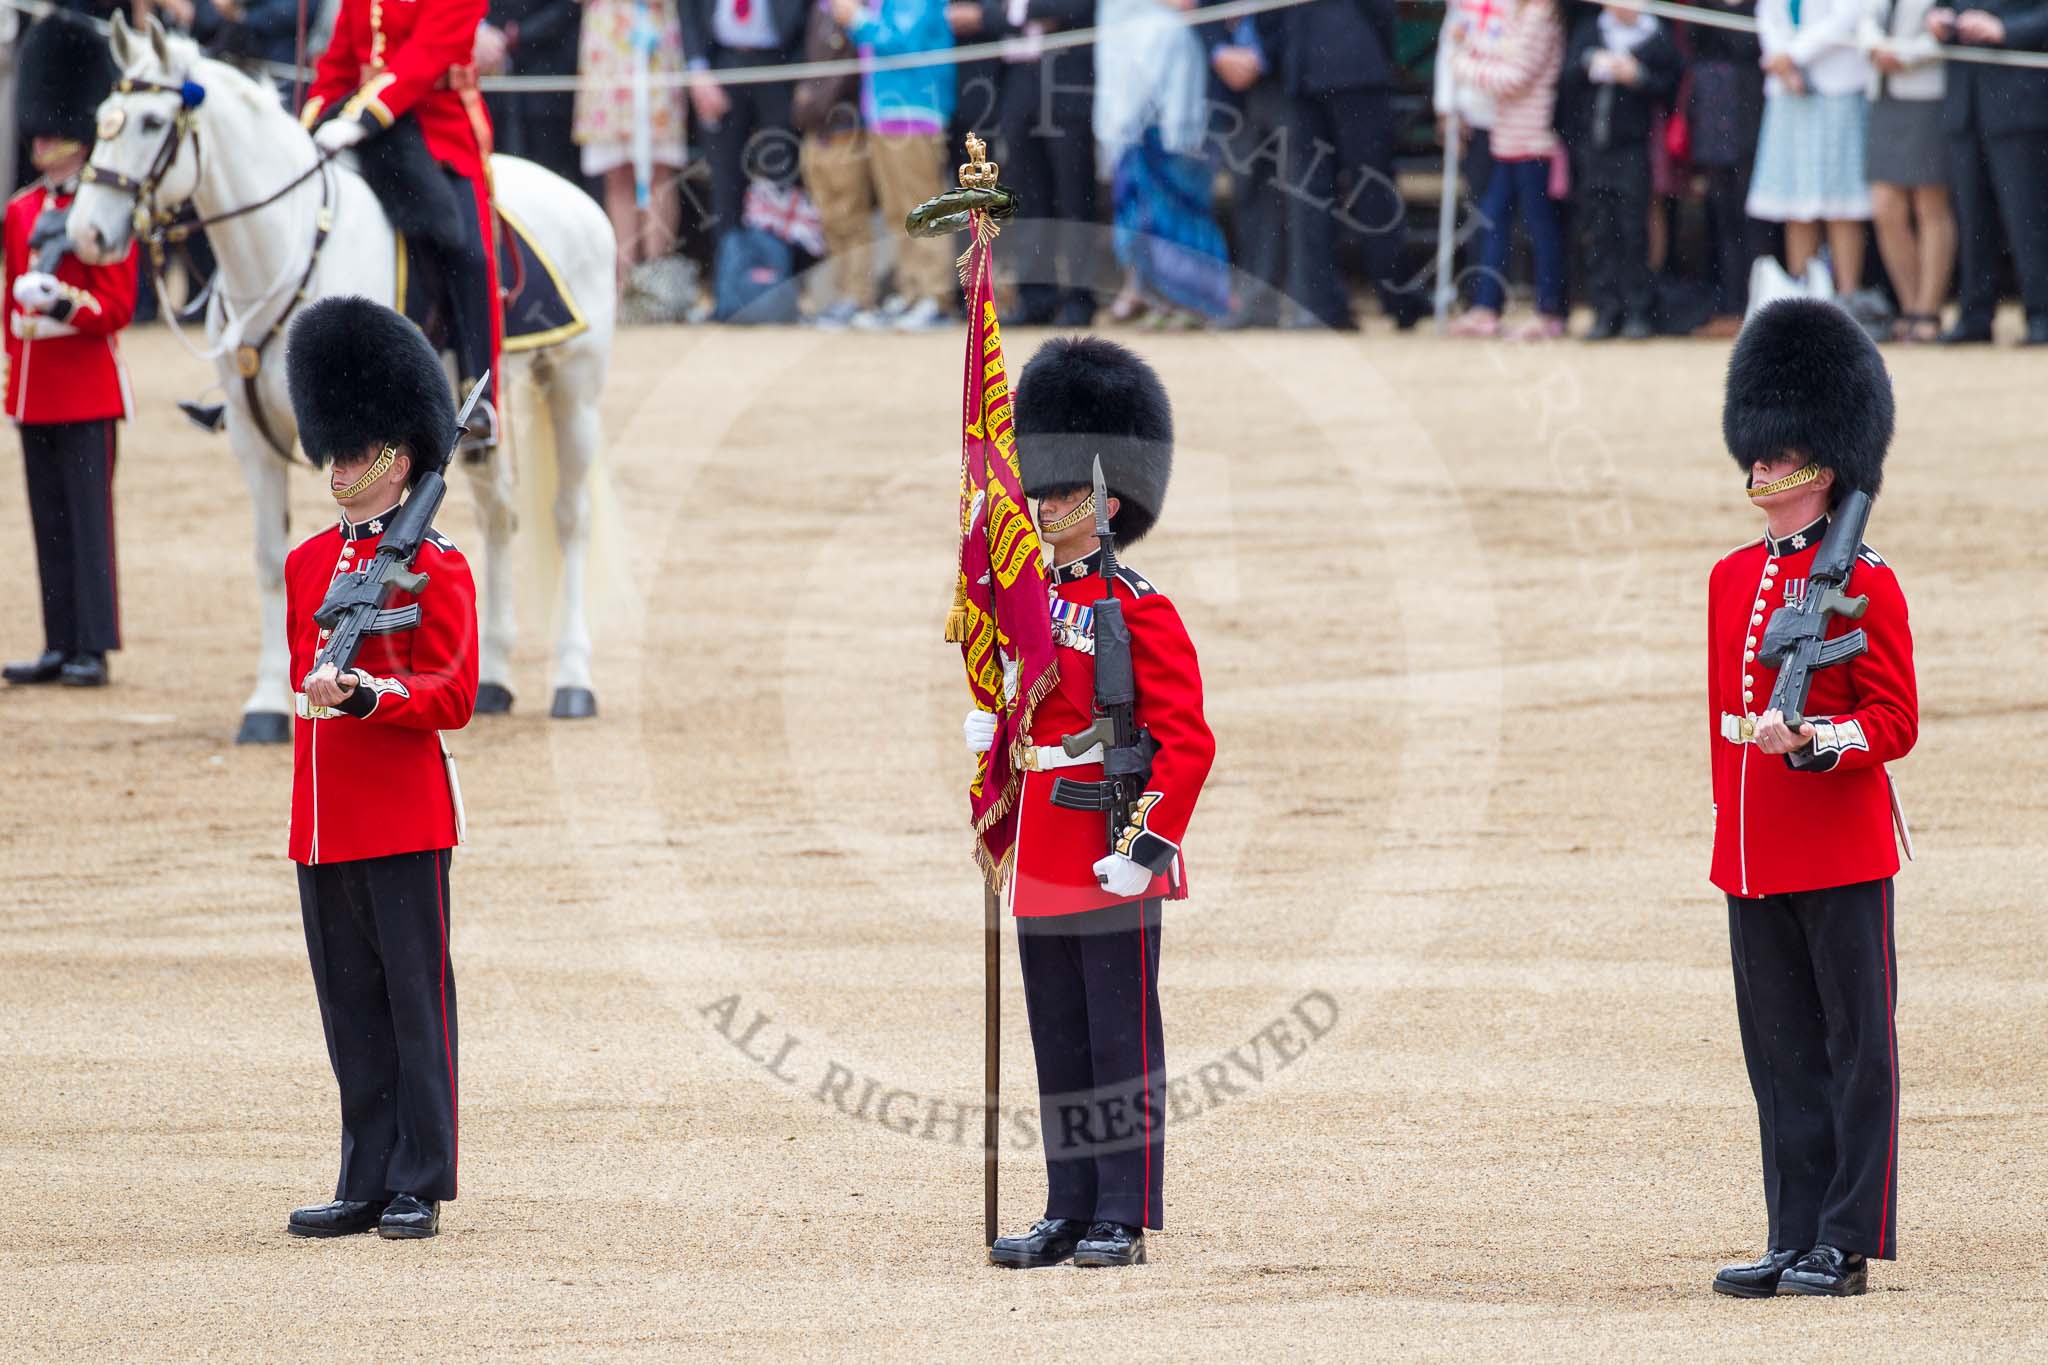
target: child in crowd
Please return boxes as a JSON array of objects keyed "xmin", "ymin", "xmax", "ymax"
[
  {"xmin": 1748, "ymin": 0, "xmax": 1871, "ymax": 293},
  {"xmin": 800, "ymin": 0, "xmax": 957, "ymax": 331},
  {"xmin": 1449, "ymin": 0, "xmax": 1568, "ymax": 339},
  {"xmin": 1561, "ymin": 2, "xmax": 1681, "ymax": 339}
]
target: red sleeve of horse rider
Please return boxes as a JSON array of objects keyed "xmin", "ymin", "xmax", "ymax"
[
  {"xmin": 343, "ymin": 0, "xmax": 489, "ymax": 135},
  {"xmin": 300, "ymin": 6, "xmax": 364, "ymax": 127}
]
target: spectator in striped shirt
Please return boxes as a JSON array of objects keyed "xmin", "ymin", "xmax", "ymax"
[{"xmin": 1447, "ymin": 0, "xmax": 1569, "ymax": 339}]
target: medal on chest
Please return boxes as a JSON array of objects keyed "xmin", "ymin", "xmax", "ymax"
[{"xmin": 1050, "ymin": 595, "xmax": 1095, "ymax": 655}]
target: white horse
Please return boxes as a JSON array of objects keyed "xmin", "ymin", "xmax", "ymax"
[{"xmin": 68, "ymin": 16, "xmax": 616, "ymax": 741}]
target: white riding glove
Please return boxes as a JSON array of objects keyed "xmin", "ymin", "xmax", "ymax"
[
  {"xmin": 314, "ymin": 118, "xmax": 369, "ymax": 154},
  {"xmin": 1093, "ymin": 852, "xmax": 1153, "ymax": 898},
  {"xmin": 12, "ymin": 271, "xmax": 62, "ymax": 313},
  {"xmin": 963, "ymin": 707, "xmax": 998, "ymax": 754}
]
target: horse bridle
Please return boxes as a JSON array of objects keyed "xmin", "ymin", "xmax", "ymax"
[
  {"xmin": 85, "ymin": 72, "xmax": 338, "ymax": 457},
  {"xmin": 81, "ymin": 76, "xmax": 207, "ymax": 268}
]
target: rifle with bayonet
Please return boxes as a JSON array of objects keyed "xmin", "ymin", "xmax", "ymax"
[
  {"xmin": 1049, "ymin": 456, "xmax": 1158, "ymax": 860},
  {"xmin": 309, "ymin": 373, "xmax": 489, "ymax": 681},
  {"xmin": 1757, "ymin": 487, "xmax": 1873, "ymax": 770}
]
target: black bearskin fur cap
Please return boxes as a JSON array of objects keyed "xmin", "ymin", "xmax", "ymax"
[
  {"xmin": 1723, "ymin": 298, "xmax": 1892, "ymax": 501},
  {"xmin": 17, "ymin": 13, "xmax": 119, "ymax": 144},
  {"xmin": 1015, "ymin": 336, "xmax": 1174, "ymax": 545},
  {"xmin": 286, "ymin": 297, "xmax": 455, "ymax": 482}
]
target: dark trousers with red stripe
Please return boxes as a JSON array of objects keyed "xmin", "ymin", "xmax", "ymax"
[
  {"xmin": 1727, "ymin": 879, "xmax": 1898, "ymax": 1259},
  {"xmin": 297, "ymin": 848, "xmax": 459, "ymax": 1203},
  {"xmin": 1016, "ymin": 898, "xmax": 1165, "ymax": 1230},
  {"xmin": 19, "ymin": 419, "xmax": 119, "ymax": 656}
]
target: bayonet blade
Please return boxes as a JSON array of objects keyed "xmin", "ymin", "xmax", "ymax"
[
  {"xmin": 1091, "ymin": 454, "xmax": 1112, "ymax": 541},
  {"xmin": 453, "ymin": 370, "xmax": 492, "ymax": 436}
]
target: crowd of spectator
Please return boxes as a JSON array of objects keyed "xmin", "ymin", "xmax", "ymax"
[
  {"xmin": 9, "ymin": 0, "xmax": 2048, "ymax": 341},
  {"xmin": 1440, "ymin": 0, "xmax": 2048, "ymax": 343}
]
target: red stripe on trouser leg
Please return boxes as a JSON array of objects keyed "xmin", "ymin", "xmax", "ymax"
[
  {"xmin": 437, "ymin": 849, "xmax": 458, "ymax": 1196},
  {"xmin": 1139, "ymin": 906, "xmax": 1151, "ymax": 1230},
  {"xmin": 1879, "ymin": 881, "xmax": 1896, "ymax": 1258},
  {"xmin": 103, "ymin": 423, "xmax": 119, "ymax": 648}
]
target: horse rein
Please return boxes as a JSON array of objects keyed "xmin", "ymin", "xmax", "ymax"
[{"xmin": 85, "ymin": 73, "xmax": 338, "ymax": 459}]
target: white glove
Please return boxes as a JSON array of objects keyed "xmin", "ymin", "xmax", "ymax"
[
  {"xmin": 1093, "ymin": 852, "xmax": 1153, "ymax": 898},
  {"xmin": 12, "ymin": 271, "xmax": 62, "ymax": 313},
  {"xmin": 963, "ymin": 708, "xmax": 998, "ymax": 754},
  {"xmin": 314, "ymin": 118, "xmax": 369, "ymax": 153}
]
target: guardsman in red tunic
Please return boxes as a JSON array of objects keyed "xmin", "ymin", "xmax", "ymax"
[
  {"xmin": 302, "ymin": 0, "xmax": 502, "ymax": 444},
  {"xmin": 1708, "ymin": 300, "xmax": 1917, "ymax": 1300},
  {"xmin": 280, "ymin": 298, "xmax": 479, "ymax": 1241},
  {"xmin": 2, "ymin": 15, "xmax": 138, "ymax": 689},
  {"xmin": 972, "ymin": 338, "xmax": 1216, "ymax": 1270}
]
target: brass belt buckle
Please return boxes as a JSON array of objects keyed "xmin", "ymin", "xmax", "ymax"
[{"xmin": 1739, "ymin": 715, "xmax": 1757, "ymax": 742}]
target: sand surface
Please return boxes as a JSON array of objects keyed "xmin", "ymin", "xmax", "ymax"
[{"xmin": 2, "ymin": 322, "xmax": 2043, "ymax": 1358}]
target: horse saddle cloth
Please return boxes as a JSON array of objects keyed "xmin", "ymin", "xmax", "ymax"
[{"xmin": 396, "ymin": 205, "xmax": 588, "ymax": 354}]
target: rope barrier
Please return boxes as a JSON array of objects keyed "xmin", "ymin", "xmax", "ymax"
[{"xmin": 8, "ymin": 0, "xmax": 2048, "ymax": 96}]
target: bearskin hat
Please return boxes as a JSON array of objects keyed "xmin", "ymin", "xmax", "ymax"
[
  {"xmin": 285, "ymin": 297, "xmax": 456, "ymax": 482},
  {"xmin": 1723, "ymin": 298, "xmax": 1893, "ymax": 501},
  {"xmin": 16, "ymin": 12, "xmax": 119, "ymax": 144},
  {"xmin": 1015, "ymin": 336, "xmax": 1174, "ymax": 545}
]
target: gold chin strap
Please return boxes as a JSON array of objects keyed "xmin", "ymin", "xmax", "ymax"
[
  {"xmin": 1040, "ymin": 493, "xmax": 1097, "ymax": 535},
  {"xmin": 333, "ymin": 443, "xmax": 397, "ymax": 501},
  {"xmin": 1747, "ymin": 463, "xmax": 1821, "ymax": 499},
  {"xmin": 31, "ymin": 140, "xmax": 84, "ymax": 170}
]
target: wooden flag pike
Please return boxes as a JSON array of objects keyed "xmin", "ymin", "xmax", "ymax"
[{"xmin": 908, "ymin": 138, "xmax": 1044, "ymax": 1250}]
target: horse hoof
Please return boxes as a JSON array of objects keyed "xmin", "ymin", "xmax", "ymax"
[
  {"xmin": 549, "ymin": 686, "xmax": 597, "ymax": 720},
  {"xmin": 234, "ymin": 710, "xmax": 291, "ymax": 745},
  {"xmin": 475, "ymin": 683, "xmax": 516, "ymax": 715}
]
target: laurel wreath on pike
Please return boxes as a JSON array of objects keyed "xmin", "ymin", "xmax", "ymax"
[{"xmin": 904, "ymin": 133, "xmax": 1018, "ymax": 273}]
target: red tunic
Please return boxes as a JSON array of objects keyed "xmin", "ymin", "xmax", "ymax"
[
  {"xmin": 1007, "ymin": 552, "xmax": 1216, "ymax": 917},
  {"xmin": 303, "ymin": 0, "xmax": 492, "ymax": 182},
  {"xmin": 286, "ymin": 509, "xmax": 480, "ymax": 865},
  {"xmin": 3, "ymin": 181, "xmax": 138, "ymax": 425},
  {"xmin": 1708, "ymin": 514, "xmax": 1918, "ymax": 898},
  {"xmin": 302, "ymin": 0, "xmax": 502, "ymax": 379}
]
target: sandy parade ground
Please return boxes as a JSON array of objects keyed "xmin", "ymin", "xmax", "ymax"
[{"xmin": 1, "ymin": 318, "xmax": 2044, "ymax": 1359}]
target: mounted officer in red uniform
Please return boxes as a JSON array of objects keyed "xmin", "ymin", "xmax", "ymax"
[
  {"xmin": 2, "ymin": 13, "xmax": 138, "ymax": 689},
  {"xmin": 281, "ymin": 297, "xmax": 480, "ymax": 1241},
  {"xmin": 1707, "ymin": 300, "xmax": 1916, "ymax": 1300},
  {"xmin": 301, "ymin": 0, "xmax": 502, "ymax": 445},
  {"xmin": 971, "ymin": 338, "xmax": 1216, "ymax": 1271}
]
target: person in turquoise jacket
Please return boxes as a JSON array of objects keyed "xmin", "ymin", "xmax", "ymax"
[{"xmin": 801, "ymin": 0, "xmax": 958, "ymax": 330}]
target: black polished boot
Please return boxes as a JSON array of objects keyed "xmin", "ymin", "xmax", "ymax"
[
  {"xmin": 989, "ymin": 1217, "xmax": 1087, "ymax": 1268},
  {"xmin": 1938, "ymin": 318, "xmax": 1994, "ymax": 344},
  {"xmin": 3, "ymin": 650, "xmax": 65, "ymax": 684},
  {"xmin": 1072, "ymin": 1221, "xmax": 1146, "ymax": 1268},
  {"xmin": 378, "ymin": 1193, "xmax": 441, "ymax": 1239},
  {"xmin": 59, "ymin": 654, "xmax": 107, "ymax": 687},
  {"xmin": 1777, "ymin": 1244, "xmax": 1867, "ymax": 1296},
  {"xmin": 1712, "ymin": 1247, "xmax": 1806, "ymax": 1298},
  {"xmin": 177, "ymin": 400, "xmax": 227, "ymax": 434},
  {"xmin": 287, "ymin": 1199, "xmax": 385, "ymax": 1238}
]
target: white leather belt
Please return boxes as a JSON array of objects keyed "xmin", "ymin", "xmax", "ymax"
[
  {"xmin": 1020, "ymin": 742, "xmax": 1102, "ymax": 771},
  {"xmin": 295, "ymin": 692, "xmax": 339, "ymax": 720},
  {"xmin": 1720, "ymin": 712, "xmax": 1757, "ymax": 745}
]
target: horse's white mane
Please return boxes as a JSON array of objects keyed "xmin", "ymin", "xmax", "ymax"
[{"xmin": 114, "ymin": 21, "xmax": 285, "ymax": 119}]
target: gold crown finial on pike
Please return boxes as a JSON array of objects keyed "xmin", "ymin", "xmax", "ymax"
[{"xmin": 959, "ymin": 133, "xmax": 999, "ymax": 191}]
